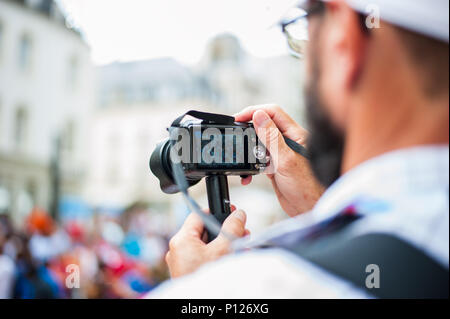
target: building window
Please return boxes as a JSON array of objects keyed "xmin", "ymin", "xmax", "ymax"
[
  {"xmin": 26, "ymin": 179, "xmax": 38, "ymax": 207},
  {"xmin": 14, "ymin": 107, "xmax": 28, "ymax": 150},
  {"xmin": 68, "ymin": 55, "xmax": 79, "ymax": 89},
  {"xmin": 0, "ymin": 97, "xmax": 2, "ymax": 141},
  {"xmin": 63, "ymin": 119, "xmax": 76, "ymax": 152},
  {"xmin": 0, "ymin": 185, "xmax": 11, "ymax": 214},
  {"xmin": 0, "ymin": 22, "xmax": 3, "ymax": 62},
  {"xmin": 18, "ymin": 33, "xmax": 32, "ymax": 71},
  {"xmin": 106, "ymin": 133, "xmax": 121, "ymax": 186}
]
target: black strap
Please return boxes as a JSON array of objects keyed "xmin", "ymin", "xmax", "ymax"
[
  {"xmin": 287, "ymin": 232, "xmax": 449, "ymax": 298},
  {"xmin": 171, "ymin": 110, "xmax": 235, "ymax": 127},
  {"xmin": 283, "ymin": 136, "xmax": 310, "ymax": 159}
]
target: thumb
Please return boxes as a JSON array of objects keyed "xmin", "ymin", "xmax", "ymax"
[
  {"xmin": 209, "ymin": 210, "xmax": 247, "ymax": 248},
  {"xmin": 253, "ymin": 110, "xmax": 290, "ymax": 167},
  {"xmin": 178, "ymin": 212, "xmax": 205, "ymax": 238}
]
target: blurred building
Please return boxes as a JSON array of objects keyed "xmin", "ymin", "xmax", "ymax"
[
  {"xmin": 199, "ymin": 34, "xmax": 305, "ymax": 123},
  {"xmin": 0, "ymin": 0, "xmax": 94, "ymax": 225}
]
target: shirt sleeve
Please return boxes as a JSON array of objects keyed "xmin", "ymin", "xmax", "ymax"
[{"xmin": 146, "ymin": 248, "xmax": 370, "ymax": 299}]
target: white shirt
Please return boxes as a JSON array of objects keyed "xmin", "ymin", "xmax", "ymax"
[
  {"xmin": 0, "ymin": 254, "xmax": 15, "ymax": 299},
  {"xmin": 29, "ymin": 229, "xmax": 71, "ymax": 262},
  {"xmin": 148, "ymin": 145, "xmax": 449, "ymax": 298}
]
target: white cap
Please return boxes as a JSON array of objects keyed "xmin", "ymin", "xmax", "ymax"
[
  {"xmin": 346, "ymin": 0, "xmax": 449, "ymax": 43},
  {"xmin": 273, "ymin": 1, "xmax": 449, "ymax": 43}
]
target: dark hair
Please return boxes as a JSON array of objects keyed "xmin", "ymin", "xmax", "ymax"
[{"xmin": 394, "ymin": 27, "xmax": 449, "ymax": 98}]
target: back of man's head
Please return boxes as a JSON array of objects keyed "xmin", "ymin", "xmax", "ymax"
[{"xmin": 302, "ymin": 0, "xmax": 449, "ymax": 182}]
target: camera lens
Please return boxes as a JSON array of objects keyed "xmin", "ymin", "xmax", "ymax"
[{"xmin": 149, "ymin": 139, "xmax": 200, "ymax": 194}]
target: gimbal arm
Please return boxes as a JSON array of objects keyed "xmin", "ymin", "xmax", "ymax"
[{"xmin": 205, "ymin": 175, "xmax": 231, "ymax": 241}]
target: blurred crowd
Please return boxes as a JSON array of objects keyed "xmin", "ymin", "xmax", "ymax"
[{"xmin": 0, "ymin": 204, "xmax": 171, "ymax": 299}]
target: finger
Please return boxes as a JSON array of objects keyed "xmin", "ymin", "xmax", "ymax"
[
  {"xmin": 178, "ymin": 212, "xmax": 205, "ymax": 238},
  {"xmin": 235, "ymin": 104, "xmax": 307, "ymax": 143},
  {"xmin": 201, "ymin": 230, "xmax": 208, "ymax": 243},
  {"xmin": 210, "ymin": 210, "xmax": 247, "ymax": 248},
  {"xmin": 241, "ymin": 176, "xmax": 252, "ymax": 185},
  {"xmin": 234, "ymin": 104, "xmax": 278, "ymax": 122},
  {"xmin": 199, "ymin": 209, "xmax": 211, "ymax": 241},
  {"xmin": 221, "ymin": 209, "xmax": 247, "ymax": 237},
  {"xmin": 253, "ymin": 110, "xmax": 292, "ymax": 168},
  {"xmin": 244, "ymin": 229, "xmax": 251, "ymax": 236},
  {"xmin": 165, "ymin": 251, "xmax": 171, "ymax": 264}
]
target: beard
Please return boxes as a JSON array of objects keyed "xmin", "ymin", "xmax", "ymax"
[{"xmin": 304, "ymin": 61, "xmax": 345, "ymax": 188}]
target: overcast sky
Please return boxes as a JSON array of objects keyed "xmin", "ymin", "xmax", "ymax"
[{"xmin": 57, "ymin": 0, "xmax": 299, "ymax": 65}]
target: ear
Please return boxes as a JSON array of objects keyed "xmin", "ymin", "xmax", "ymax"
[{"xmin": 323, "ymin": 1, "xmax": 368, "ymax": 90}]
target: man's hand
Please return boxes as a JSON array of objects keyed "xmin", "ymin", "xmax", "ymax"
[
  {"xmin": 235, "ymin": 104, "xmax": 325, "ymax": 216},
  {"xmin": 166, "ymin": 208, "xmax": 249, "ymax": 278}
]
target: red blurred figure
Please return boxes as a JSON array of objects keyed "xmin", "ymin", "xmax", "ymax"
[{"xmin": 26, "ymin": 208, "xmax": 54, "ymax": 236}]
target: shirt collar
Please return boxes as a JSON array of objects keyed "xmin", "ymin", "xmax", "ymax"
[{"xmin": 313, "ymin": 145, "xmax": 450, "ymax": 221}]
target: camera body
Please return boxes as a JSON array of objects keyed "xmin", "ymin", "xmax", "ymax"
[{"xmin": 150, "ymin": 119, "xmax": 268, "ymax": 194}]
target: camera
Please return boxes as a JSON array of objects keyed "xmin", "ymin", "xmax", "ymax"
[
  {"xmin": 149, "ymin": 111, "xmax": 268, "ymax": 240},
  {"xmin": 150, "ymin": 119, "xmax": 268, "ymax": 194}
]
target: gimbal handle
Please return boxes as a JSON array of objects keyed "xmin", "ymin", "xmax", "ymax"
[{"xmin": 205, "ymin": 175, "xmax": 231, "ymax": 242}]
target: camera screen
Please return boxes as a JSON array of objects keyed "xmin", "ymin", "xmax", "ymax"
[{"xmin": 193, "ymin": 128, "xmax": 258, "ymax": 169}]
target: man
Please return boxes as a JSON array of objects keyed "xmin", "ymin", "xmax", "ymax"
[{"xmin": 148, "ymin": 0, "xmax": 449, "ymax": 298}]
